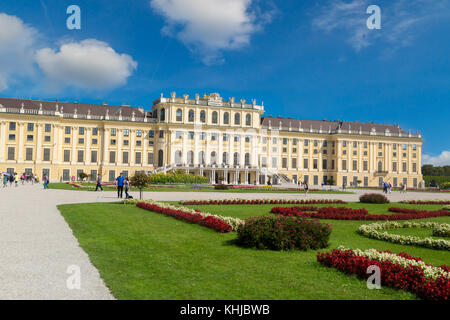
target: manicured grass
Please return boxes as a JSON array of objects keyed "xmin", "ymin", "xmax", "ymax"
[
  {"xmin": 50, "ymin": 182, "xmax": 353, "ymax": 194},
  {"xmin": 58, "ymin": 201, "xmax": 450, "ymax": 300}
]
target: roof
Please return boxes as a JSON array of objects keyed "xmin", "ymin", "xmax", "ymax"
[
  {"xmin": 261, "ymin": 116, "xmax": 416, "ymax": 137},
  {"xmin": 0, "ymin": 97, "xmax": 151, "ymax": 120}
]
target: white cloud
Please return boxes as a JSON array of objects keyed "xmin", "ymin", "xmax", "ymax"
[
  {"xmin": 0, "ymin": 13, "xmax": 37, "ymax": 91},
  {"xmin": 312, "ymin": 0, "xmax": 449, "ymax": 53},
  {"xmin": 150, "ymin": 0, "xmax": 274, "ymax": 65},
  {"xmin": 423, "ymin": 151, "xmax": 450, "ymax": 166},
  {"xmin": 36, "ymin": 39, "xmax": 137, "ymax": 91}
]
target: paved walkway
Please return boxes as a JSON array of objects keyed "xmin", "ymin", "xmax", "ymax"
[{"xmin": 0, "ymin": 184, "xmax": 449, "ymax": 299}]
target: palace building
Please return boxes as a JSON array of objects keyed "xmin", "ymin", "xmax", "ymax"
[{"xmin": 0, "ymin": 93, "xmax": 423, "ymax": 187}]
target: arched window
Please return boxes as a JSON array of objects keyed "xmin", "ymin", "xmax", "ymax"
[
  {"xmin": 234, "ymin": 152, "xmax": 240, "ymax": 166},
  {"xmin": 223, "ymin": 112, "xmax": 229, "ymax": 125},
  {"xmin": 378, "ymin": 161, "xmax": 383, "ymax": 172},
  {"xmin": 160, "ymin": 108, "xmax": 165, "ymax": 122},
  {"xmin": 246, "ymin": 114, "xmax": 251, "ymax": 126},
  {"xmin": 212, "ymin": 111, "xmax": 218, "ymax": 124},
  {"xmin": 200, "ymin": 110, "xmax": 206, "ymax": 123},
  {"xmin": 158, "ymin": 150, "xmax": 164, "ymax": 167},
  {"xmin": 175, "ymin": 150, "xmax": 182, "ymax": 165},
  {"xmin": 188, "ymin": 110, "xmax": 194, "ymax": 122},
  {"xmin": 211, "ymin": 151, "xmax": 217, "ymax": 165},
  {"xmin": 187, "ymin": 151, "xmax": 194, "ymax": 165},
  {"xmin": 245, "ymin": 153, "xmax": 250, "ymax": 166},
  {"xmin": 176, "ymin": 109, "xmax": 182, "ymax": 122},
  {"xmin": 234, "ymin": 113, "xmax": 240, "ymax": 125},
  {"xmin": 198, "ymin": 151, "xmax": 205, "ymax": 165},
  {"xmin": 223, "ymin": 152, "xmax": 228, "ymax": 165}
]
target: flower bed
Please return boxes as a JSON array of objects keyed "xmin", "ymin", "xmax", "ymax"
[
  {"xmin": 271, "ymin": 206, "xmax": 450, "ymax": 221},
  {"xmin": 236, "ymin": 215, "xmax": 331, "ymax": 251},
  {"xmin": 137, "ymin": 201, "xmax": 233, "ymax": 233},
  {"xmin": 399, "ymin": 200, "xmax": 450, "ymax": 205},
  {"xmin": 432, "ymin": 224, "xmax": 450, "ymax": 238},
  {"xmin": 137, "ymin": 200, "xmax": 244, "ymax": 231},
  {"xmin": 358, "ymin": 222, "xmax": 450, "ymax": 250},
  {"xmin": 317, "ymin": 247, "xmax": 450, "ymax": 300},
  {"xmin": 179, "ymin": 199, "xmax": 347, "ymax": 206}
]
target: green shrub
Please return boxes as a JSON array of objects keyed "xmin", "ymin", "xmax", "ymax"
[
  {"xmin": 359, "ymin": 193, "xmax": 390, "ymax": 204},
  {"xmin": 150, "ymin": 170, "xmax": 208, "ymax": 184},
  {"xmin": 440, "ymin": 182, "xmax": 450, "ymax": 190},
  {"xmin": 444, "ymin": 205, "xmax": 450, "ymax": 211},
  {"xmin": 424, "ymin": 176, "xmax": 450, "ymax": 188},
  {"xmin": 236, "ymin": 215, "xmax": 331, "ymax": 251},
  {"xmin": 214, "ymin": 184, "xmax": 228, "ymax": 190}
]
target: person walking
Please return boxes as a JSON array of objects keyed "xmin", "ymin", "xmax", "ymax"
[
  {"xmin": 388, "ymin": 182, "xmax": 392, "ymax": 194},
  {"xmin": 9, "ymin": 174, "xmax": 14, "ymax": 186},
  {"xmin": 124, "ymin": 177, "xmax": 130, "ymax": 199},
  {"xmin": 116, "ymin": 172, "xmax": 125, "ymax": 198},
  {"xmin": 43, "ymin": 175, "xmax": 49, "ymax": 189},
  {"xmin": 2, "ymin": 173, "xmax": 8, "ymax": 188},
  {"xmin": 304, "ymin": 181, "xmax": 309, "ymax": 196},
  {"xmin": 95, "ymin": 174, "xmax": 103, "ymax": 191},
  {"xmin": 14, "ymin": 173, "xmax": 19, "ymax": 187}
]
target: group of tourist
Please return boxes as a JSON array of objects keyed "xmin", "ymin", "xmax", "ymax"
[
  {"xmin": 94, "ymin": 173, "xmax": 132, "ymax": 199},
  {"xmin": 1, "ymin": 172, "xmax": 50, "ymax": 189}
]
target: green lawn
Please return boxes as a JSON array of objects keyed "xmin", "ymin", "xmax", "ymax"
[
  {"xmin": 58, "ymin": 201, "xmax": 450, "ymax": 300},
  {"xmin": 50, "ymin": 182, "xmax": 353, "ymax": 194}
]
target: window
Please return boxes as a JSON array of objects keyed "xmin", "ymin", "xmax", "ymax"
[
  {"xmin": 27, "ymin": 135, "xmax": 33, "ymax": 142},
  {"xmin": 8, "ymin": 134, "xmax": 15, "ymax": 141},
  {"xmin": 245, "ymin": 136, "xmax": 250, "ymax": 143},
  {"xmin": 343, "ymin": 141, "xmax": 347, "ymax": 147},
  {"xmin": 314, "ymin": 140, "xmax": 318, "ymax": 147},
  {"xmin": 78, "ymin": 138, "xmax": 84, "ymax": 144},
  {"xmin": 109, "ymin": 170, "xmax": 115, "ymax": 182},
  {"xmin": 110, "ymin": 139, "xmax": 116, "ymax": 145},
  {"xmin": 303, "ymin": 158, "xmax": 308, "ymax": 169},
  {"xmin": 64, "ymin": 137, "xmax": 70, "ymax": 144},
  {"xmin": 246, "ymin": 114, "xmax": 251, "ymax": 126},
  {"xmin": 188, "ymin": 109, "xmax": 194, "ymax": 122},
  {"xmin": 413, "ymin": 163, "xmax": 417, "ymax": 172},
  {"xmin": 353, "ymin": 160, "xmax": 357, "ymax": 171},
  {"xmin": 363, "ymin": 160, "xmax": 368, "ymax": 171},
  {"xmin": 413, "ymin": 144, "xmax": 417, "ymax": 151},
  {"xmin": 27, "ymin": 123, "xmax": 34, "ymax": 131},
  {"xmin": 77, "ymin": 150, "xmax": 84, "ymax": 163},
  {"xmin": 292, "ymin": 158, "xmax": 297, "ymax": 169},
  {"xmin": 7, "ymin": 147, "xmax": 15, "ymax": 160},
  {"xmin": 282, "ymin": 147, "xmax": 287, "ymax": 153},
  {"xmin": 110, "ymin": 128, "xmax": 116, "ymax": 136},
  {"xmin": 109, "ymin": 151, "xmax": 116, "ymax": 163},
  {"xmin": 199, "ymin": 132, "xmax": 206, "ymax": 140},
  {"xmin": 9, "ymin": 122, "xmax": 16, "ymax": 130},
  {"xmin": 293, "ymin": 138, "xmax": 298, "ymax": 146},
  {"xmin": 402, "ymin": 144, "xmax": 407, "ymax": 150},
  {"xmin": 148, "ymin": 130, "xmax": 154, "ymax": 138},
  {"xmin": 353, "ymin": 150, "xmax": 357, "ymax": 156},
  {"xmin": 136, "ymin": 130, "xmax": 142, "ymax": 137},
  {"xmin": 322, "ymin": 159, "xmax": 327, "ymax": 170},
  {"xmin": 123, "ymin": 140, "xmax": 129, "ymax": 146},
  {"xmin": 211, "ymin": 133, "xmax": 217, "ymax": 141},
  {"xmin": 233, "ymin": 153, "xmax": 240, "ymax": 166},
  {"xmin": 234, "ymin": 135, "xmax": 239, "ymax": 142},
  {"xmin": 200, "ymin": 110, "xmax": 206, "ymax": 123},
  {"xmin": 90, "ymin": 170, "xmax": 97, "ymax": 181},
  {"xmin": 283, "ymin": 138, "xmax": 287, "ymax": 145},
  {"xmin": 176, "ymin": 109, "xmax": 182, "ymax": 122},
  {"xmin": 25, "ymin": 148, "xmax": 33, "ymax": 161},
  {"xmin": 282, "ymin": 158, "xmax": 287, "ymax": 169},
  {"xmin": 187, "ymin": 151, "xmax": 194, "ymax": 165},
  {"xmin": 342, "ymin": 160, "xmax": 347, "ymax": 170},
  {"xmin": 364, "ymin": 142, "xmax": 368, "ymax": 148},
  {"xmin": 188, "ymin": 131, "xmax": 194, "ymax": 140},
  {"xmin": 160, "ymin": 108, "xmax": 166, "ymax": 121},
  {"xmin": 261, "ymin": 157, "xmax": 267, "ymax": 167},
  {"xmin": 159, "ymin": 130, "xmax": 164, "ymax": 138},
  {"xmin": 148, "ymin": 152, "xmax": 154, "ymax": 165},
  {"xmin": 124, "ymin": 129, "xmax": 129, "ymax": 137},
  {"xmin": 92, "ymin": 139, "xmax": 98, "ymax": 145},
  {"xmin": 262, "ymin": 137, "xmax": 267, "ymax": 144},
  {"xmin": 123, "ymin": 152, "xmax": 129, "ymax": 164},
  {"xmin": 353, "ymin": 141, "xmax": 357, "ymax": 148},
  {"xmin": 92, "ymin": 128, "xmax": 98, "ymax": 136},
  {"xmin": 245, "ymin": 153, "xmax": 250, "ymax": 166},
  {"xmin": 402, "ymin": 162, "xmax": 407, "ymax": 172},
  {"xmin": 223, "ymin": 112, "xmax": 229, "ymax": 124},
  {"xmin": 63, "ymin": 170, "xmax": 70, "ymax": 181},
  {"xmin": 272, "ymin": 157, "xmax": 277, "ymax": 168},
  {"xmin": 135, "ymin": 152, "xmax": 142, "ymax": 164},
  {"xmin": 313, "ymin": 159, "xmax": 318, "ymax": 169},
  {"xmin": 176, "ymin": 131, "xmax": 183, "ymax": 139},
  {"xmin": 393, "ymin": 143, "xmax": 397, "ymax": 150},
  {"xmin": 91, "ymin": 150, "xmax": 98, "ymax": 163},
  {"xmin": 79, "ymin": 127, "xmax": 85, "ymax": 135},
  {"xmin": 223, "ymin": 152, "xmax": 228, "ymax": 165},
  {"xmin": 272, "ymin": 137, "xmax": 277, "ymax": 144},
  {"xmin": 212, "ymin": 111, "xmax": 218, "ymax": 124},
  {"xmin": 65, "ymin": 126, "xmax": 71, "ymax": 134},
  {"xmin": 211, "ymin": 152, "xmax": 217, "ymax": 165},
  {"xmin": 378, "ymin": 161, "xmax": 383, "ymax": 172},
  {"xmin": 393, "ymin": 162, "xmax": 397, "ymax": 171},
  {"xmin": 43, "ymin": 148, "xmax": 50, "ymax": 161},
  {"xmin": 45, "ymin": 124, "xmax": 51, "ymax": 132},
  {"xmin": 136, "ymin": 140, "xmax": 142, "ymax": 147},
  {"xmin": 234, "ymin": 113, "xmax": 240, "ymax": 125},
  {"xmin": 223, "ymin": 134, "xmax": 228, "ymax": 142},
  {"xmin": 198, "ymin": 151, "xmax": 205, "ymax": 165},
  {"xmin": 63, "ymin": 150, "xmax": 70, "ymax": 162},
  {"xmin": 379, "ymin": 143, "xmax": 383, "ymax": 149}
]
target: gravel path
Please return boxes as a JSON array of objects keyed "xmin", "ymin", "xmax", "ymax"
[{"xmin": 0, "ymin": 183, "xmax": 448, "ymax": 300}]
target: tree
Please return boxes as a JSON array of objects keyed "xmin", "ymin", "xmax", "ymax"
[
  {"xmin": 130, "ymin": 172, "xmax": 152, "ymax": 200},
  {"xmin": 327, "ymin": 176, "xmax": 335, "ymax": 190}
]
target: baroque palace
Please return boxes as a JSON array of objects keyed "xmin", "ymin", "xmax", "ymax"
[{"xmin": 0, "ymin": 93, "xmax": 423, "ymax": 187}]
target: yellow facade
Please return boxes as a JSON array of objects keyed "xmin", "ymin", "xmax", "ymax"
[{"xmin": 0, "ymin": 93, "xmax": 423, "ymax": 187}]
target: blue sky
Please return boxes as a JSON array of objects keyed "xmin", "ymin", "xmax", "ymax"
[{"xmin": 0, "ymin": 0, "xmax": 449, "ymax": 165}]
